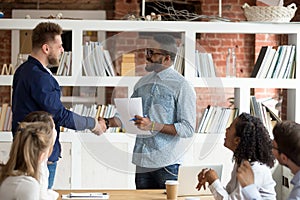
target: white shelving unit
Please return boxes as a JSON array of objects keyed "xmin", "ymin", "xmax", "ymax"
[
  {"xmin": 0, "ymin": 132, "xmax": 233, "ymax": 190},
  {"xmin": 0, "ymin": 19, "xmax": 299, "ymax": 196}
]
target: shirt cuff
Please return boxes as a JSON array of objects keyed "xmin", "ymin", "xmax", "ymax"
[
  {"xmin": 208, "ymin": 179, "xmax": 223, "ymax": 196},
  {"xmin": 91, "ymin": 117, "xmax": 98, "ymax": 132}
]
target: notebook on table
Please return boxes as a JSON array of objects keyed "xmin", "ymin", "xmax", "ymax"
[{"xmin": 177, "ymin": 165, "xmax": 223, "ymax": 196}]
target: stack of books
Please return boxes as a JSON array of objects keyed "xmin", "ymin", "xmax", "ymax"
[
  {"xmin": 251, "ymin": 45, "xmax": 295, "ymax": 79},
  {"xmin": 96, "ymin": 104, "xmax": 116, "ymax": 119},
  {"xmin": 250, "ymin": 96, "xmax": 281, "ymax": 134},
  {"xmin": 63, "ymin": 103, "xmax": 121, "ymax": 133},
  {"xmin": 197, "ymin": 106, "xmax": 238, "ymax": 133},
  {"xmin": 0, "ymin": 103, "xmax": 12, "ymax": 131},
  {"xmin": 82, "ymin": 42, "xmax": 115, "ymax": 77},
  {"xmin": 56, "ymin": 51, "xmax": 72, "ymax": 76},
  {"xmin": 195, "ymin": 50, "xmax": 216, "ymax": 77},
  {"xmin": 174, "ymin": 43, "xmax": 184, "ymax": 75}
]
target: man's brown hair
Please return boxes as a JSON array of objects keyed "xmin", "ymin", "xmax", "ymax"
[{"xmin": 32, "ymin": 22, "xmax": 63, "ymax": 49}]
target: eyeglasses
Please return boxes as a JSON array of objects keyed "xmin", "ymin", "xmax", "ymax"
[{"xmin": 145, "ymin": 49, "xmax": 166, "ymax": 58}]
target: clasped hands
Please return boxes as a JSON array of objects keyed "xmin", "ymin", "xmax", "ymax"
[
  {"xmin": 196, "ymin": 168, "xmax": 219, "ymax": 190},
  {"xmin": 91, "ymin": 114, "xmax": 155, "ymax": 135},
  {"xmin": 91, "ymin": 117, "xmax": 107, "ymax": 136},
  {"xmin": 196, "ymin": 161, "xmax": 254, "ymax": 191}
]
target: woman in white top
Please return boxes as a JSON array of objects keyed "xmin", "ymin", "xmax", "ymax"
[
  {"xmin": 0, "ymin": 119, "xmax": 54, "ymax": 200},
  {"xmin": 196, "ymin": 112, "xmax": 276, "ymax": 200},
  {"xmin": 22, "ymin": 111, "xmax": 58, "ymax": 200}
]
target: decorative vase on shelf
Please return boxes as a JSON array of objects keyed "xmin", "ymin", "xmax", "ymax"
[{"xmin": 226, "ymin": 47, "xmax": 236, "ymax": 78}]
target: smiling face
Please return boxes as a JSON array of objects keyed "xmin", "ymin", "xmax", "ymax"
[
  {"xmin": 145, "ymin": 47, "xmax": 167, "ymax": 72},
  {"xmin": 144, "ymin": 38, "xmax": 172, "ymax": 73},
  {"xmin": 224, "ymin": 117, "xmax": 241, "ymax": 152}
]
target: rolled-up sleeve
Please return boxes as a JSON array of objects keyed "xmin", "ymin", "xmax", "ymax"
[{"xmin": 174, "ymin": 81, "xmax": 196, "ymax": 138}]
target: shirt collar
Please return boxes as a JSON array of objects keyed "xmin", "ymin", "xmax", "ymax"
[
  {"xmin": 291, "ymin": 170, "xmax": 300, "ymax": 186},
  {"xmin": 156, "ymin": 66, "xmax": 173, "ymax": 80},
  {"xmin": 43, "ymin": 65, "xmax": 53, "ymax": 75},
  {"xmin": 28, "ymin": 56, "xmax": 53, "ymax": 75}
]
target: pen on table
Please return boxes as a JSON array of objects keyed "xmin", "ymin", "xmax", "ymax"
[{"xmin": 129, "ymin": 115, "xmax": 147, "ymax": 121}]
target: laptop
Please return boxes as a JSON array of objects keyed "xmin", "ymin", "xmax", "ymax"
[{"xmin": 177, "ymin": 165, "xmax": 223, "ymax": 196}]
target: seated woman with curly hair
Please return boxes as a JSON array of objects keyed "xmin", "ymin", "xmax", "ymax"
[{"xmin": 196, "ymin": 112, "xmax": 276, "ymax": 200}]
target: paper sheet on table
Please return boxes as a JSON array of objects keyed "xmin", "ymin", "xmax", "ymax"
[
  {"xmin": 61, "ymin": 192, "xmax": 109, "ymax": 199},
  {"xmin": 114, "ymin": 97, "xmax": 151, "ymax": 135}
]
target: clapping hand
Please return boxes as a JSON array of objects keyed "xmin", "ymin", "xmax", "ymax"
[
  {"xmin": 196, "ymin": 168, "xmax": 219, "ymax": 190},
  {"xmin": 237, "ymin": 160, "xmax": 254, "ymax": 187}
]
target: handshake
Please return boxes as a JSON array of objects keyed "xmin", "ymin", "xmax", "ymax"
[{"xmin": 91, "ymin": 117, "xmax": 109, "ymax": 136}]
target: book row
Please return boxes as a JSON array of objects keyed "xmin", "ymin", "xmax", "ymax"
[
  {"xmin": 0, "ymin": 104, "xmax": 12, "ymax": 131},
  {"xmin": 71, "ymin": 104, "xmax": 116, "ymax": 120},
  {"xmin": 251, "ymin": 45, "xmax": 296, "ymax": 79},
  {"xmin": 197, "ymin": 106, "xmax": 238, "ymax": 134},
  {"xmin": 195, "ymin": 51, "xmax": 216, "ymax": 77},
  {"xmin": 82, "ymin": 42, "xmax": 115, "ymax": 77},
  {"xmin": 56, "ymin": 51, "xmax": 72, "ymax": 76},
  {"xmin": 197, "ymin": 98, "xmax": 280, "ymax": 135},
  {"xmin": 0, "ymin": 97, "xmax": 281, "ymax": 134},
  {"xmin": 250, "ymin": 96, "xmax": 281, "ymax": 134}
]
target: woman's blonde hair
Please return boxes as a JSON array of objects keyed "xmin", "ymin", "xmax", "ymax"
[
  {"xmin": 22, "ymin": 111, "xmax": 55, "ymax": 156},
  {"xmin": 0, "ymin": 122, "xmax": 53, "ymax": 184}
]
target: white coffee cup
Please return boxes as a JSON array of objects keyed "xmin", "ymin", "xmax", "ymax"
[{"xmin": 165, "ymin": 180, "xmax": 179, "ymax": 200}]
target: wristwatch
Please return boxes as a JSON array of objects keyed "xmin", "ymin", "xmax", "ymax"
[{"xmin": 104, "ymin": 118, "xmax": 110, "ymax": 129}]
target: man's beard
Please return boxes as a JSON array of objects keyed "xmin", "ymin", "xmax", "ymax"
[
  {"xmin": 145, "ymin": 58, "xmax": 163, "ymax": 72},
  {"xmin": 48, "ymin": 54, "xmax": 59, "ymax": 66}
]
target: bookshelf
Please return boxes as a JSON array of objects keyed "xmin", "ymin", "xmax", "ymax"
[{"xmin": 0, "ymin": 20, "xmax": 299, "ymax": 196}]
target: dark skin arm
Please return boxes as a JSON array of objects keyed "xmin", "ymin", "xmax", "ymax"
[
  {"xmin": 100, "ymin": 117, "xmax": 122, "ymax": 128},
  {"xmin": 133, "ymin": 115, "xmax": 178, "ymax": 136},
  {"xmin": 102, "ymin": 115, "xmax": 177, "ymax": 136}
]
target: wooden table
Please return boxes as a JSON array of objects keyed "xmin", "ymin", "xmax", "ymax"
[{"xmin": 56, "ymin": 189, "xmax": 214, "ymax": 200}]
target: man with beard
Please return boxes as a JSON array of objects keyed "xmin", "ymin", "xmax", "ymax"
[
  {"xmin": 237, "ymin": 121, "xmax": 300, "ymax": 199},
  {"xmin": 129, "ymin": 34, "xmax": 196, "ymax": 189},
  {"xmin": 12, "ymin": 22, "xmax": 106, "ymax": 189}
]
